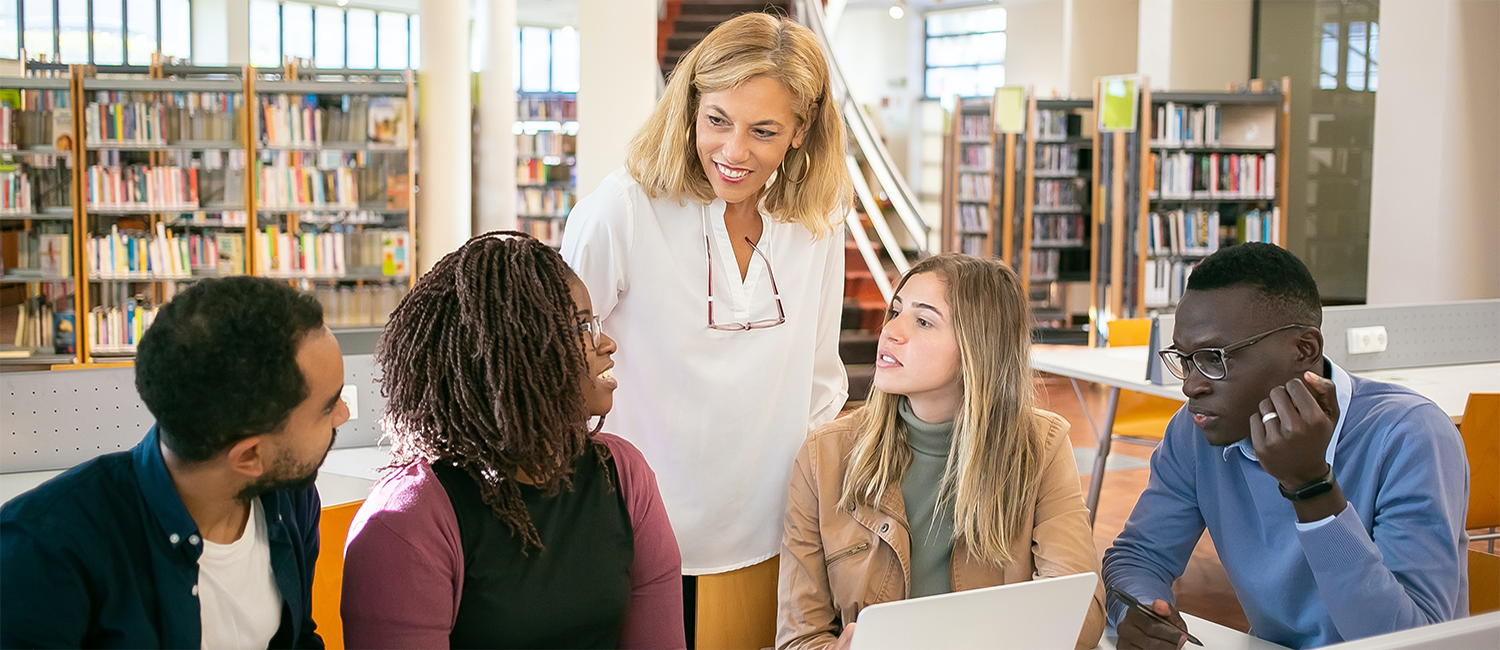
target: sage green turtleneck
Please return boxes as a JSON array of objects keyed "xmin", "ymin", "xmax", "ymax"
[{"xmin": 897, "ymin": 397, "xmax": 957, "ymax": 598}]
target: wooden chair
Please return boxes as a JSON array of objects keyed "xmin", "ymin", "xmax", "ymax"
[
  {"xmin": 1471, "ymin": 549, "xmax": 1500, "ymax": 615},
  {"xmin": 1105, "ymin": 319, "xmax": 1180, "ymax": 446},
  {"xmin": 311, "ymin": 500, "xmax": 365, "ymax": 650},
  {"xmin": 1462, "ymin": 393, "xmax": 1499, "ymax": 534},
  {"xmin": 694, "ymin": 557, "xmax": 780, "ymax": 650}
]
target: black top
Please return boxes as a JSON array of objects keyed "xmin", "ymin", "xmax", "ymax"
[
  {"xmin": 0, "ymin": 427, "xmax": 322, "ymax": 649},
  {"xmin": 434, "ymin": 444, "xmax": 635, "ymax": 649}
]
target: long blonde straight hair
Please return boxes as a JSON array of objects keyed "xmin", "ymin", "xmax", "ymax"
[
  {"xmin": 624, "ymin": 12, "xmax": 851, "ymax": 238},
  {"xmin": 837, "ymin": 254, "xmax": 1045, "ymax": 567}
]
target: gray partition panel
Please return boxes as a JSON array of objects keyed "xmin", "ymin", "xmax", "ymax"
[
  {"xmin": 3, "ymin": 355, "xmax": 386, "ymax": 473},
  {"xmin": 1322, "ymin": 300, "xmax": 1500, "ymax": 372}
]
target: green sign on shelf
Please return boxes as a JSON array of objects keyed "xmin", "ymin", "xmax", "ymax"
[
  {"xmin": 993, "ymin": 86, "xmax": 1026, "ymax": 134},
  {"xmin": 1099, "ymin": 75, "xmax": 1139, "ymax": 132}
]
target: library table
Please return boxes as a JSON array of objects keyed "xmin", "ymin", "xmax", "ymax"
[
  {"xmin": 0, "ymin": 447, "xmax": 386, "ymax": 508},
  {"xmin": 1095, "ymin": 613, "xmax": 1288, "ymax": 650},
  {"xmin": 1031, "ymin": 344, "xmax": 1500, "ymax": 521}
]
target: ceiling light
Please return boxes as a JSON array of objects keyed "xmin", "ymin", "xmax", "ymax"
[{"xmin": 889, "ymin": 4, "xmax": 904, "ymax": 20}]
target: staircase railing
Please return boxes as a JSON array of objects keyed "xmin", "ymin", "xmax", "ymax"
[{"xmin": 793, "ymin": 0, "xmax": 930, "ymax": 301}]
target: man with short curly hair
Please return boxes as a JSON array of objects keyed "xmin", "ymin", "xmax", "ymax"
[{"xmin": 1, "ymin": 276, "xmax": 349, "ymax": 648}]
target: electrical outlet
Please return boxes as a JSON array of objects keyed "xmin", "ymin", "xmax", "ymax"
[
  {"xmin": 341, "ymin": 385, "xmax": 359, "ymax": 420},
  {"xmin": 1346, "ymin": 326, "xmax": 1388, "ymax": 355}
]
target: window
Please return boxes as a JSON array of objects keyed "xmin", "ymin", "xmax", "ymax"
[
  {"xmin": 251, "ymin": 2, "xmax": 420, "ymax": 70},
  {"xmin": 248, "ymin": 0, "xmax": 280, "ymax": 67},
  {"xmin": 314, "ymin": 6, "xmax": 344, "ymax": 69},
  {"xmin": 924, "ymin": 6, "xmax": 1006, "ymax": 100},
  {"xmin": 1316, "ymin": 17, "xmax": 1379, "ymax": 93},
  {"xmin": 505, "ymin": 25, "xmax": 579, "ymax": 93},
  {"xmin": 282, "ymin": 2, "xmax": 313, "ymax": 62},
  {"xmin": 345, "ymin": 9, "xmax": 376, "ymax": 69},
  {"xmin": 10, "ymin": 0, "xmax": 192, "ymax": 64}
]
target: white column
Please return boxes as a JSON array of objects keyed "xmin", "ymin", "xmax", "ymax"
[
  {"xmin": 576, "ymin": 0, "xmax": 657, "ymax": 198},
  {"xmin": 1064, "ymin": 0, "xmax": 1138, "ymax": 98},
  {"xmin": 1004, "ymin": 0, "xmax": 1067, "ymax": 97},
  {"xmin": 417, "ymin": 0, "xmax": 474, "ymax": 272},
  {"xmin": 1366, "ymin": 0, "xmax": 1500, "ymax": 303},
  {"xmin": 1136, "ymin": 0, "xmax": 1251, "ymax": 90},
  {"xmin": 477, "ymin": 0, "xmax": 518, "ymax": 233}
]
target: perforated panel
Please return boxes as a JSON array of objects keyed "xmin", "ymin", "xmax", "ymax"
[
  {"xmin": 2, "ymin": 355, "xmax": 386, "ymax": 473},
  {"xmin": 1323, "ymin": 300, "xmax": 1500, "ymax": 372}
]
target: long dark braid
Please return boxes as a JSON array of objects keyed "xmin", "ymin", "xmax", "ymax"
[{"xmin": 376, "ymin": 231, "xmax": 609, "ymax": 552}]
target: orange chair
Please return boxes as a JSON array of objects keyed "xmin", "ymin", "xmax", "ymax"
[
  {"xmin": 1471, "ymin": 549, "xmax": 1500, "ymax": 615},
  {"xmin": 1461, "ymin": 393, "xmax": 1499, "ymax": 540},
  {"xmin": 694, "ymin": 557, "xmax": 780, "ymax": 650},
  {"xmin": 312, "ymin": 500, "xmax": 365, "ymax": 650},
  {"xmin": 1106, "ymin": 319, "xmax": 1181, "ymax": 445}
]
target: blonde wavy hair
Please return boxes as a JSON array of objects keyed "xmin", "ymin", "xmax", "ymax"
[
  {"xmin": 625, "ymin": 12, "xmax": 852, "ymax": 238},
  {"xmin": 837, "ymin": 254, "xmax": 1045, "ymax": 566}
]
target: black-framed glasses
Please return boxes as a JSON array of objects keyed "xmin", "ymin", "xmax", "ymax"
[
  {"xmin": 575, "ymin": 314, "xmax": 604, "ymax": 349},
  {"xmin": 706, "ymin": 235, "xmax": 786, "ymax": 331},
  {"xmin": 1158, "ymin": 323, "xmax": 1312, "ymax": 381}
]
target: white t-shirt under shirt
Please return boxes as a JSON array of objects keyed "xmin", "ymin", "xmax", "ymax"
[
  {"xmin": 561, "ymin": 168, "xmax": 849, "ymax": 573},
  {"xmin": 198, "ymin": 498, "xmax": 283, "ymax": 650}
]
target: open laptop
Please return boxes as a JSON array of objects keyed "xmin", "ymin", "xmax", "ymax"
[{"xmin": 850, "ymin": 572, "xmax": 1098, "ymax": 650}]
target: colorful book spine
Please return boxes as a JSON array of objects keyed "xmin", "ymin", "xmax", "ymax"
[{"xmin": 85, "ymin": 165, "xmax": 200, "ymax": 210}]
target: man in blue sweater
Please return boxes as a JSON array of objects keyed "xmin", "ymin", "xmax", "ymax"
[{"xmin": 1103, "ymin": 243, "xmax": 1469, "ymax": 650}]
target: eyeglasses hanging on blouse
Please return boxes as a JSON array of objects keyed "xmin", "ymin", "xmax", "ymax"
[{"xmin": 704, "ymin": 208, "xmax": 786, "ymax": 332}]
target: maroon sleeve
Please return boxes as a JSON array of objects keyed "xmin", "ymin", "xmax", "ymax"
[
  {"xmin": 340, "ymin": 463, "xmax": 464, "ymax": 649},
  {"xmin": 599, "ymin": 433, "xmax": 687, "ymax": 650}
]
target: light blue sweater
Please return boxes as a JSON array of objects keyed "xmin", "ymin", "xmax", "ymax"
[{"xmin": 1103, "ymin": 361, "xmax": 1470, "ymax": 649}]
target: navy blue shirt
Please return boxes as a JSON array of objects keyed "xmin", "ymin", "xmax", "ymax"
[{"xmin": 0, "ymin": 427, "xmax": 324, "ymax": 649}]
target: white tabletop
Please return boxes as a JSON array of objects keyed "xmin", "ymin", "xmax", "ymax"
[
  {"xmin": 0, "ymin": 446, "xmax": 390, "ymax": 508},
  {"xmin": 1096, "ymin": 614, "xmax": 1288, "ymax": 650},
  {"xmin": 1032, "ymin": 345, "xmax": 1187, "ymax": 401},
  {"xmin": 1032, "ymin": 345, "xmax": 1500, "ymax": 419}
]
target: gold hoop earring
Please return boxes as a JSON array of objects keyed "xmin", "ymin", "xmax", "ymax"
[{"xmin": 781, "ymin": 150, "xmax": 811, "ymax": 184}]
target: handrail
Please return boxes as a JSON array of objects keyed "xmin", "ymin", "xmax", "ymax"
[
  {"xmin": 793, "ymin": 0, "xmax": 930, "ymax": 254},
  {"xmin": 846, "ymin": 155, "xmax": 910, "ymax": 277}
]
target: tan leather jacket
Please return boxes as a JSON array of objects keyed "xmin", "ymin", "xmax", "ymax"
[{"xmin": 776, "ymin": 407, "xmax": 1107, "ymax": 650}]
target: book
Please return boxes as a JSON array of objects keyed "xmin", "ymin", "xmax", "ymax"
[
  {"xmin": 367, "ymin": 97, "xmax": 407, "ymax": 146},
  {"xmin": 51, "ymin": 108, "xmax": 74, "ymax": 151}
]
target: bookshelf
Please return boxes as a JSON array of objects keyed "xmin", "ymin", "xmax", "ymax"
[
  {"xmin": 251, "ymin": 70, "xmax": 417, "ymax": 333},
  {"xmin": 941, "ymin": 92, "xmax": 1098, "ymax": 341},
  {"xmin": 515, "ymin": 91, "xmax": 577, "ymax": 247},
  {"xmin": 78, "ymin": 74, "xmax": 250, "ymax": 361},
  {"xmin": 0, "ymin": 73, "xmax": 80, "ymax": 367},
  {"xmin": 0, "ymin": 63, "xmax": 419, "ymax": 370},
  {"xmin": 943, "ymin": 96, "xmax": 998, "ymax": 258},
  {"xmin": 1021, "ymin": 97, "xmax": 1094, "ymax": 338},
  {"xmin": 1091, "ymin": 77, "xmax": 1291, "ymax": 338}
]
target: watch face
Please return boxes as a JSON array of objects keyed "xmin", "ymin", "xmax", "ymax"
[
  {"xmin": 1279, "ymin": 466, "xmax": 1337, "ymax": 501},
  {"xmin": 1292, "ymin": 481, "xmax": 1335, "ymax": 501}
]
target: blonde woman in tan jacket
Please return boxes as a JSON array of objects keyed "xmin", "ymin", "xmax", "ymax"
[{"xmin": 777, "ymin": 253, "xmax": 1106, "ymax": 650}]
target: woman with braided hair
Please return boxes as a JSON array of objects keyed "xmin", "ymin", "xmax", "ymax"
[{"xmin": 339, "ymin": 232, "xmax": 685, "ymax": 649}]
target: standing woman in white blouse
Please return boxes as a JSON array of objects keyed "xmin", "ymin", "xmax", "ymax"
[{"xmin": 560, "ymin": 12, "xmax": 853, "ymax": 649}]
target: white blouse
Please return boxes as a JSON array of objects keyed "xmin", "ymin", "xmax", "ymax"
[{"xmin": 561, "ymin": 168, "xmax": 849, "ymax": 574}]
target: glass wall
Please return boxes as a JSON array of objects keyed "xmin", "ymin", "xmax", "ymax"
[{"xmin": 1256, "ymin": 0, "xmax": 1379, "ymax": 303}]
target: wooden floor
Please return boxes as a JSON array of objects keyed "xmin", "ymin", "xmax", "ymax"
[{"xmin": 1038, "ymin": 375, "xmax": 1253, "ymax": 633}]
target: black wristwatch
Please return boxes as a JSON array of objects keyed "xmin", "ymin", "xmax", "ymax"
[{"xmin": 1278, "ymin": 465, "xmax": 1336, "ymax": 502}]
